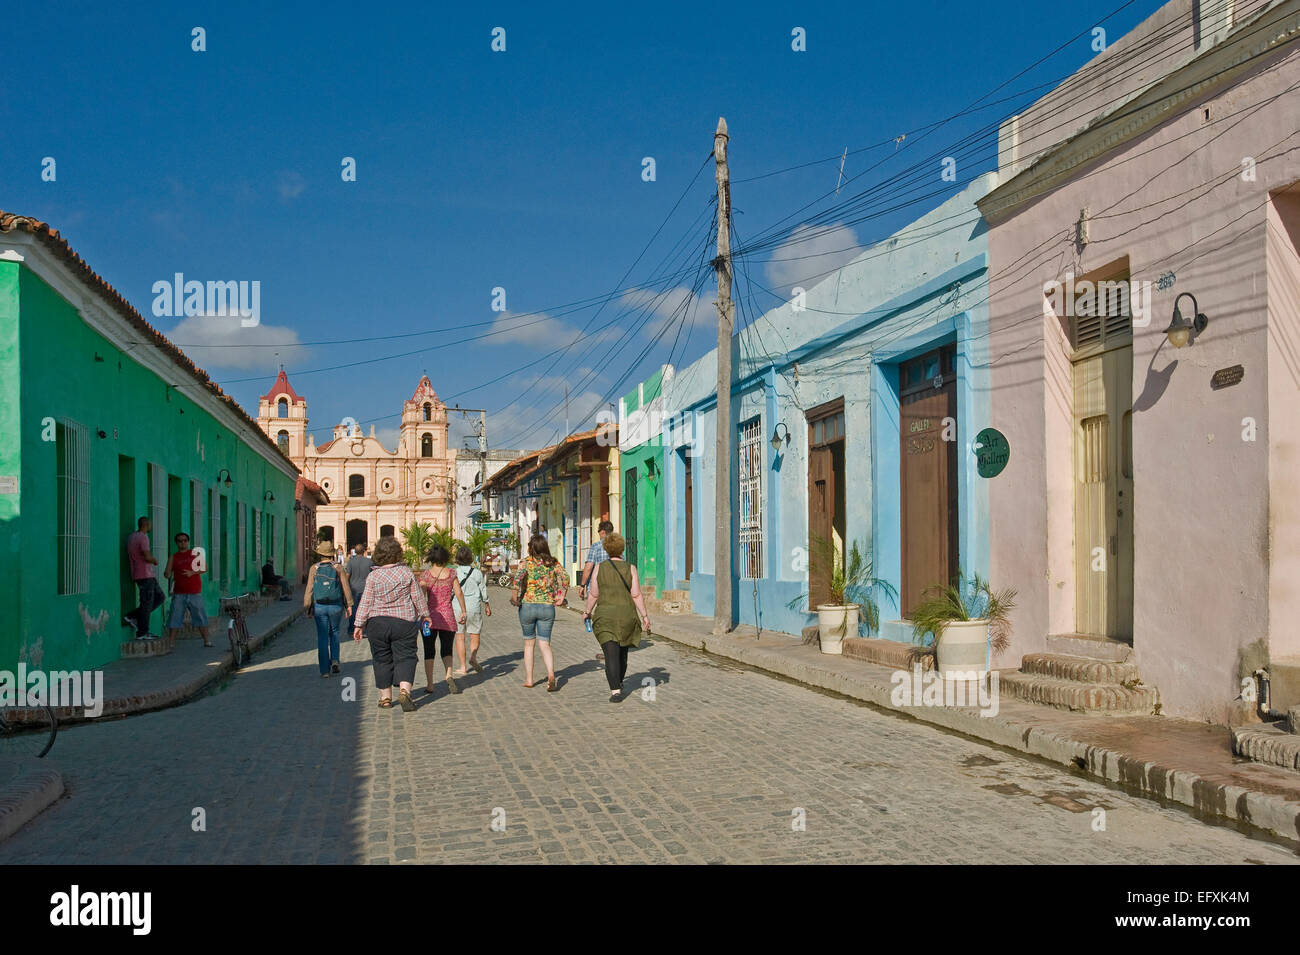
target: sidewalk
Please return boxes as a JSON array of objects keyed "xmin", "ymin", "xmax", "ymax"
[
  {"xmin": 70, "ymin": 598, "xmax": 303, "ymax": 722},
  {"xmin": 562, "ymin": 596, "xmax": 1300, "ymax": 848}
]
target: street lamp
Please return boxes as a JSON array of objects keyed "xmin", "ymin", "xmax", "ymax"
[
  {"xmin": 264, "ymin": 490, "xmax": 275, "ymax": 503},
  {"xmin": 216, "ymin": 468, "xmax": 233, "ymax": 488},
  {"xmin": 1165, "ymin": 293, "xmax": 1209, "ymax": 349},
  {"xmin": 770, "ymin": 422, "xmax": 792, "ymax": 452}
]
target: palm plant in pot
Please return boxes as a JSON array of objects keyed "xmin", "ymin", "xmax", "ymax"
[
  {"xmin": 787, "ymin": 538, "xmax": 897, "ymax": 655},
  {"xmin": 910, "ymin": 572, "xmax": 1016, "ymax": 679}
]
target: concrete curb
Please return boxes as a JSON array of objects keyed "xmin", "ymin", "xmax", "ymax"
[
  {"xmin": 638, "ymin": 616, "xmax": 1300, "ymax": 848},
  {"xmin": 62, "ymin": 605, "xmax": 301, "ymax": 724},
  {"xmin": 0, "ymin": 758, "xmax": 65, "ymax": 843}
]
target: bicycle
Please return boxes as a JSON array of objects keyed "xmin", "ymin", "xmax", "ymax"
[
  {"xmin": 0, "ymin": 699, "xmax": 57, "ymax": 759},
  {"xmin": 221, "ymin": 593, "xmax": 254, "ymax": 668}
]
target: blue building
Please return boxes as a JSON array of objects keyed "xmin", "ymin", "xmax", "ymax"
[{"xmin": 660, "ymin": 173, "xmax": 999, "ymax": 645}]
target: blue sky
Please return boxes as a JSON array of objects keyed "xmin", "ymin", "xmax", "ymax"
[{"xmin": 3, "ymin": 0, "xmax": 1164, "ymax": 453}]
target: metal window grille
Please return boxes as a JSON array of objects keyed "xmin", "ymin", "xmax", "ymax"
[
  {"xmin": 56, "ymin": 418, "xmax": 90, "ymax": 595},
  {"xmin": 209, "ymin": 487, "xmax": 221, "ymax": 586},
  {"xmin": 237, "ymin": 503, "xmax": 246, "ymax": 580},
  {"xmin": 190, "ymin": 479, "xmax": 203, "ymax": 549},
  {"xmin": 738, "ymin": 418, "xmax": 764, "ymax": 579},
  {"xmin": 253, "ymin": 507, "xmax": 262, "ymax": 564},
  {"xmin": 148, "ymin": 464, "xmax": 167, "ymax": 580}
]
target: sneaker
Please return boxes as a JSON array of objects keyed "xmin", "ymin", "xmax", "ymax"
[{"xmin": 122, "ymin": 616, "xmax": 139, "ymax": 633}]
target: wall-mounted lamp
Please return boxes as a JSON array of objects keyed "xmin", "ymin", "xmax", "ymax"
[
  {"xmin": 1165, "ymin": 293, "xmax": 1209, "ymax": 349},
  {"xmin": 770, "ymin": 422, "xmax": 792, "ymax": 453},
  {"xmin": 264, "ymin": 490, "xmax": 275, "ymax": 503},
  {"xmin": 216, "ymin": 468, "xmax": 233, "ymax": 488}
]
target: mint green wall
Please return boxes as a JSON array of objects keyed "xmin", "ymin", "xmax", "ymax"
[
  {"xmin": 0, "ymin": 265, "xmax": 22, "ymax": 644},
  {"xmin": 621, "ymin": 441, "xmax": 664, "ymax": 595},
  {"xmin": 7, "ymin": 262, "xmax": 298, "ymax": 673}
]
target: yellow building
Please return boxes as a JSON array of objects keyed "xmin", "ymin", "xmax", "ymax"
[{"xmin": 256, "ymin": 371, "xmax": 458, "ymax": 549}]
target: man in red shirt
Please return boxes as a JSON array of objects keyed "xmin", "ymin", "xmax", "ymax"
[
  {"xmin": 124, "ymin": 516, "xmax": 163, "ymax": 639},
  {"xmin": 164, "ymin": 532, "xmax": 213, "ymax": 647}
]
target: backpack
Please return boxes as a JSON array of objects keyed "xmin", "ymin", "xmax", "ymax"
[{"xmin": 313, "ymin": 563, "xmax": 342, "ymax": 605}]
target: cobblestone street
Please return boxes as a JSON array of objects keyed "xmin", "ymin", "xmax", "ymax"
[{"xmin": 3, "ymin": 595, "xmax": 1296, "ymax": 865}]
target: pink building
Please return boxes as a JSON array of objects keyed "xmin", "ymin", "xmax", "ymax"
[{"xmin": 978, "ymin": 0, "xmax": 1300, "ymax": 722}]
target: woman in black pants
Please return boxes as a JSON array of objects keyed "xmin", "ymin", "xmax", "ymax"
[
  {"xmin": 582, "ymin": 533, "xmax": 651, "ymax": 702},
  {"xmin": 352, "ymin": 536, "xmax": 431, "ymax": 712}
]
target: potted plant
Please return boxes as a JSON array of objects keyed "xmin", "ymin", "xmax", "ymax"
[
  {"xmin": 788, "ymin": 538, "xmax": 897, "ymax": 655},
  {"xmin": 910, "ymin": 572, "xmax": 1016, "ymax": 680}
]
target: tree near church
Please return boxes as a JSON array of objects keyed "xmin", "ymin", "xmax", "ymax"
[{"xmin": 400, "ymin": 521, "xmax": 435, "ymax": 570}]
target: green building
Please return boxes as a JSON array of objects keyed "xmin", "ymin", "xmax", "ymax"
[
  {"xmin": 618, "ymin": 366, "xmax": 671, "ymax": 598},
  {"xmin": 0, "ymin": 213, "xmax": 300, "ymax": 673}
]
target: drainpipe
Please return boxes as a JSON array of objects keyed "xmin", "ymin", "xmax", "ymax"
[{"xmin": 1252, "ymin": 669, "xmax": 1287, "ymax": 722}]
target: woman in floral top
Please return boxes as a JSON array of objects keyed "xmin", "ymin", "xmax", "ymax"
[{"xmin": 511, "ymin": 534, "xmax": 567, "ymax": 691}]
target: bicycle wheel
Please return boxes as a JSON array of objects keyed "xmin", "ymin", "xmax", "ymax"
[
  {"xmin": 228, "ymin": 619, "xmax": 244, "ymax": 668},
  {"xmin": 0, "ymin": 704, "xmax": 58, "ymax": 759}
]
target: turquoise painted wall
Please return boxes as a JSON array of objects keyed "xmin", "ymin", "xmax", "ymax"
[{"xmin": 5, "ymin": 261, "xmax": 299, "ymax": 673}]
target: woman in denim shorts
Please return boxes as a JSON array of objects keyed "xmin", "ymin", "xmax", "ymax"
[{"xmin": 510, "ymin": 534, "xmax": 567, "ymax": 692}]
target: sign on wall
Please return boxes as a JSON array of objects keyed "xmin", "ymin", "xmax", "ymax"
[{"xmin": 974, "ymin": 428, "xmax": 1010, "ymax": 478}]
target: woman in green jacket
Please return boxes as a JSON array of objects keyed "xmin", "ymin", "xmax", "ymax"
[{"xmin": 582, "ymin": 532, "xmax": 651, "ymax": 702}]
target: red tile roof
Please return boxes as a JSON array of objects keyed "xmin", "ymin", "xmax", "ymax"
[{"xmin": 0, "ymin": 212, "xmax": 298, "ymax": 470}]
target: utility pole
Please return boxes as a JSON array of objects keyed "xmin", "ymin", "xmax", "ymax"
[
  {"xmin": 713, "ymin": 117, "xmax": 733, "ymax": 636},
  {"xmin": 449, "ymin": 405, "xmax": 490, "ymax": 531}
]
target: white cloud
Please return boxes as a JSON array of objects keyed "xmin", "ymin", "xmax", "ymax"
[
  {"xmin": 375, "ymin": 425, "xmax": 401, "ymax": 452},
  {"xmin": 764, "ymin": 223, "xmax": 864, "ymax": 295},
  {"xmin": 485, "ymin": 310, "xmax": 589, "ymax": 348},
  {"xmin": 277, "ymin": 171, "xmax": 307, "ymax": 201},
  {"xmin": 166, "ymin": 315, "xmax": 307, "ymax": 372},
  {"xmin": 620, "ymin": 286, "xmax": 711, "ymax": 338},
  {"xmin": 491, "ymin": 388, "xmax": 607, "ymax": 450}
]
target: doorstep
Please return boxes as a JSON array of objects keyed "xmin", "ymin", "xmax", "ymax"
[
  {"xmin": 59, "ymin": 599, "xmax": 303, "ymax": 724},
  {"xmin": 617, "ymin": 607, "xmax": 1300, "ymax": 848}
]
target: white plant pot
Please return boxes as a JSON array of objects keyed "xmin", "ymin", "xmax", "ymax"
[
  {"xmin": 935, "ymin": 619, "xmax": 990, "ymax": 679},
  {"xmin": 816, "ymin": 604, "xmax": 860, "ymax": 655}
]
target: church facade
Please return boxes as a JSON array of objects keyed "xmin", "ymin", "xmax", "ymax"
[{"xmin": 256, "ymin": 371, "xmax": 458, "ymax": 551}]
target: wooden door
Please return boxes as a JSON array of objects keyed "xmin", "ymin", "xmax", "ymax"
[
  {"xmin": 1072, "ymin": 343, "xmax": 1134, "ymax": 639},
  {"xmin": 900, "ymin": 348, "xmax": 958, "ymax": 616},
  {"xmin": 683, "ymin": 454, "xmax": 694, "ymax": 580},
  {"xmin": 808, "ymin": 445, "xmax": 834, "ymax": 608}
]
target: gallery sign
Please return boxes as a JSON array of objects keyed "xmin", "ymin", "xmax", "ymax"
[{"xmin": 974, "ymin": 428, "xmax": 1010, "ymax": 478}]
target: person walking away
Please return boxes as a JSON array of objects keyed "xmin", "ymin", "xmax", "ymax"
[
  {"xmin": 164, "ymin": 532, "xmax": 213, "ymax": 647},
  {"xmin": 510, "ymin": 534, "xmax": 567, "ymax": 692},
  {"xmin": 419, "ymin": 545, "xmax": 467, "ymax": 695},
  {"xmin": 345, "ymin": 543, "xmax": 374, "ymax": 631},
  {"xmin": 579, "ymin": 519, "xmax": 614, "ymax": 663},
  {"xmin": 452, "ymin": 545, "xmax": 490, "ymax": 676},
  {"xmin": 583, "ymin": 532, "xmax": 651, "ymax": 703},
  {"xmin": 353, "ymin": 535, "xmax": 430, "ymax": 712},
  {"xmin": 304, "ymin": 541, "xmax": 354, "ymax": 678},
  {"xmin": 124, "ymin": 516, "xmax": 164, "ymax": 639}
]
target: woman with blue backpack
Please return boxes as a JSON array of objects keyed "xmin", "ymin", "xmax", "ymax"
[{"xmin": 304, "ymin": 540, "xmax": 355, "ymax": 678}]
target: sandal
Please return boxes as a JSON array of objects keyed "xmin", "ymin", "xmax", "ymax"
[
  {"xmin": 469, "ymin": 659, "xmax": 483, "ymax": 674},
  {"xmin": 547, "ymin": 676, "xmax": 558, "ymax": 693},
  {"xmin": 378, "ymin": 698, "xmax": 392, "ymax": 709},
  {"xmin": 398, "ymin": 691, "xmax": 416, "ymax": 712}
]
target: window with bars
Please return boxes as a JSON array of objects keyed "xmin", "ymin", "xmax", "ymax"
[
  {"xmin": 253, "ymin": 507, "xmax": 262, "ymax": 564},
  {"xmin": 237, "ymin": 503, "xmax": 247, "ymax": 580},
  {"xmin": 209, "ymin": 487, "xmax": 221, "ymax": 587},
  {"xmin": 56, "ymin": 419, "xmax": 90, "ymax": 595},
  {"xmin": 148, "ymin": 464, "xmax": 167, "ymax": 578},
  {"xmin": 738, "ymin": 417, "xmax": 764, "ymax": 579},
  {"xmin": 190, "ymin": 479, "xmax": 203, "ymax": 550}
]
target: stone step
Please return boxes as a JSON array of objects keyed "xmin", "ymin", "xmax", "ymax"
[
  {"xmin": 842, "ymin": 637, "xmax": 931, "ymax": 670},
  {"xmin": 1045, "ymin": 633, "xmax": 1132, "ymax": 663},
  {"xmin": 1000, "ymin": 670, "xmax": 1158, "ymax": 714},
  {"xmin": 1019, "ymin": 652, "xmax": 1140, "ymax": 685},
  {"xmin": 646, "ymin": 596, "xmax": 693, "ymax": 616},
  {"xmin": 659, "ymin": 589, "xmax": 691, "ymax": 601},
  {"xmin": 1232, "ymin": 723, "xmax": 1300, "ymax": 771}
]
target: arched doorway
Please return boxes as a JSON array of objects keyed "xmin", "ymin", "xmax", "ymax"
[
  {"xmin": 346, "ymin": 519, "xmax": 368, "ymax": 552},
  {"xmin": 380, "ymin": 523, "xmax": 395, "ymax": 539}
]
